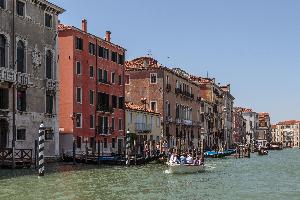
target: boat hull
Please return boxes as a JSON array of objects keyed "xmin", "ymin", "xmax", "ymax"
[{"xmin": 167, "ymin": 163, "xmax": 205, "ymax": 174}]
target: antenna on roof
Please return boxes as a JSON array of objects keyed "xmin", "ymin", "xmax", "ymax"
[{"xmin": 206, "ymin": 71, "xmax": 209, "ymax": 78}]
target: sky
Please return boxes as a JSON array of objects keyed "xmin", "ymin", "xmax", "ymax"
[{"xmin": 51, "ymin": 0, "xmax": 300, "ymax": 124}]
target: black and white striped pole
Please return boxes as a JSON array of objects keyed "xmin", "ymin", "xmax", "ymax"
[
  {"xmin": 38, "ymin": 122, "xmax": 45, "ymax": 176},
  {"xmin": 125, "ymin": 129, "xmax": 130, "ymax": 166}
]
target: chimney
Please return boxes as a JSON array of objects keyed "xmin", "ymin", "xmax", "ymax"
[
  {"xmin": 82, "ymin": 19, "xmax": 87, "ymax": 32},
  {"xmin": 105, "ymin": 31, "xmax": 111, "ymax": 42}
]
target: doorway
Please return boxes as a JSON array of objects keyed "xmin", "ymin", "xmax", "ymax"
[
  {"xmin": 0, "ymin": 119, "xmax": 8, "ymax": 148},
  {"xmin": 117, "ymin": 139, "xmax": 123, "ymax": 155}
]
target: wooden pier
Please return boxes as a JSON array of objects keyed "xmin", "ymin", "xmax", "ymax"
[{"xmin": 0, "ymin": 148, "xmax": 32, "ymax": 168}]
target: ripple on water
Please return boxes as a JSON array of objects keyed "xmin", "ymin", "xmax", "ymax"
[{"xmin": 0, "ymin": 149, "xmax": 300, "ymax": 200}]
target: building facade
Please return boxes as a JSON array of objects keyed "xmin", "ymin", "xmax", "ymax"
[
  {"xmin": 275, "ymin": 120, "xmax": 300, "ymax": 148},
  {"xmin": 125, "ymin": 102, "xmax": 161, "ymax": 155},
  {"xmin": 0, "ymin": 0, "xmax": 64, "ymax": 156},
  {"xmin": 125, "ymin": 57, "xmax": 202, "ymax": 151},
  {"xmin": 257, "ymin": 112, "xmax": 271, "ymax": 145},
  {"xmin": 240, "ymin": 108, "xmax": 259, "ymax": 146},
  {"xmin": 233, "ymin": 107, "xmax": 246, "ymax": 144},
  {"xmin": 58, "ymin": 20, "xmax": 126, "ymax": 155}
]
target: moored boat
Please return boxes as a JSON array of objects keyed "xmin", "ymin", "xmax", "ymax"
[{"xmin": 167, "ymin": 163, "xmax": 205, "ymax": 174}]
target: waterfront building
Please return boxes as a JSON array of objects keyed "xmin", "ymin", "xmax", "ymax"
[
  {"xmin": 0, "ymin": 0, "xmax": 64, "ymax": 156},
  {"xmin": 220, "ymin": 85, "xmax": 235, "ymax": 148},
  {"xmin": 125, "ymin": 102, "xmax": 161, "ymax": 155},
  {"xmin": 275, "ymin": 120, "xmax": 300, "ymax": 148},
  {"xmin": 239, "ymin": 108, "xmax": 259, "ymax": 146},
  {"xmin": 271, "ymin": 125, "xmax": 278, "ymax": 142},
  {"xmin": 257, "ymin": 112, "xmax": 271, "ymax": 146},
  {"xmin": 233, "ymin": 107, "xmax": 247, "ymax": 144},
  {"xmin": 191, "ymin": 76, "xmax": 226, "ymax": 150},
  {"xmin": 58, "ymin": 20, "xmax": 126, "ymax": 155},
  {"xmin": 125, "ymin": 57, "xmax": 202, "ymax": 151},
  {"xmin": 199, "ymin": 99, "xmax": 214, "ymax": 149}
]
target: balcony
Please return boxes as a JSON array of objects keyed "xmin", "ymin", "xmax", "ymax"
[
  {"xmin": 97, "ymin": 105, "xmax": 113, "ymax": 113},
  {"xmin": 165, "ymin": 115, "xmax": 173, "ymax": 123},
  {"xmin": 98, "ymin": 79, "xmax": 111, "ymax": 85},
  {"xmin": 182, "ymin": 119, "xmax": 193, "ymax": 126},
  {"xmin": 45, "ymin": 79, "xmax": 58, "ymax": 91},
  {"xmin": 96, "ymin": 126, "xmax": 113, "ymax": 135},
  {"xmin": 175, "ymin": 118, "xmax": 182, "ymax": 124},
  {"xmin": 17, "ymin": 72, "xmax": 30, "ymax": 86},
  {"xmin": 135, "ymin": 123, "xmax": 152, "ymax": 133},
  {"xmin": 166, "ymin": 84, "xmax": 171, "ymax": 92},
  {"xmin": 0, "ymin": 67, "xmax": 16, "ymax": 83}
]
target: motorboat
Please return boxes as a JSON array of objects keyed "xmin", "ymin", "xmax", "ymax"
[
  {"xmin": 258, "ymin": 148, "xmax": 268, "ymax": 156},
  {"xmin": 167, "ymin": 162, "xmax": 205, "ymax": 174}
]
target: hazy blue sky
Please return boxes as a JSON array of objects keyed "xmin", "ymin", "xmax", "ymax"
[{"xmin": 52, "ymin": 0, "xmax": 300, "ymax": 123}]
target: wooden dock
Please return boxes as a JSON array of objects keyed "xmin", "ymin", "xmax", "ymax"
[{"xmin": 0, "ymin": 148, "xmax": 32, "ymax": 168}]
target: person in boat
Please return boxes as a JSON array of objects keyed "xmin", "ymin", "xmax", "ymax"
[
  {"xmin": 186, "ymin": 154, "xmax": 194, "ymax": 164},
  {"xmin": 180, "ymin": 154, "xmax": 187, "ymax": 165},
  {"xmin": 193, "ymin": 157, "xmax": 200, "ymax": 166}
]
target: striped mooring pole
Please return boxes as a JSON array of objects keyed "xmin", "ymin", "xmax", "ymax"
[
  {"xmin": 125, "ymin": 130, "xmax": 130, "ymax": 166},
  {"xmin": 38, "ymin": 122, "xmax": 45, "ymax": 176}
]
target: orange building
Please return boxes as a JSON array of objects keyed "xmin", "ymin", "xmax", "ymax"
[{"xmin": 58, "ymin": 19, "xmax": 126, "ymax": 155}]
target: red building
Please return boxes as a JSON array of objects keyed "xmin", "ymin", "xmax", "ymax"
[{"xmin": 58, "ymin": 19, "xmax": 126, "ymax": 155}]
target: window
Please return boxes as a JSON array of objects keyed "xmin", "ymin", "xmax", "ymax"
[
  {"xmin": 76, "ymin": 113, "xmax": 82, "ymax": 128},
  {"xmin": 118, "ymin": 75, "xmax": 122, "ymax": 85},
  {"xmin": 150, "ymin": 101, "xmax": 157, "ymax": 112},
  {"xmin": 118, "ymin": 54, "xmax": 124, "ymax": 65},
  {"xmin": 150, "ymin": 73, "xmax": 157, "ymax": 84},
  {"xmin": 104, "ymin": 138, "xmax": 107, "ymax": 148},
  {"xmin": 46, "ymin": 92, "xmax": 53, "ymax": 114},
  {"xmin": 112, "ymin": 138, "xmax": 116, "ymax": 148},
  {"xmin": 16, "ymin": 0, "xmax": 25, "ymax": 17},
  {"xmin": 17, "ymin": 90, "xmax": 26, "ymax": 111},
  {"xmin": 89, "ymin": 66, "xmax": 94, "ymax": 78},
  {"xmin": 45, "ymin": 129, "xmax": 54, "ymax": 140},
  {"xmin": 45, "ymin": 13, "xmax": 52, "ymax": 28},
  {"xmin": 17, "ymin": 40, "xmax": 25, "ymax": 73},
  {"xmin": 46, "ymin": 50, "xmax": 53, "ymax": 79},
  {"xmin": 76, "ymin": 136, "xmax": 81, "ymax": 148},
  {"xmin": 0, "ymin": 35, "xmax": 5, "ymax": 67},
  {"xmin": 97, "ymin": 68, "xmax": 102, "ymax": 82},
  {"xmin": 75, "ymin": 37, "xmax": 83, "ymax": 50},
  {"xmin": 0, "ymin": 0, "xmax": 5, "ymax": 9},
  {"xmin": 89, "ymin": 137, "xmax": 95, "ymax": 148},
  {"xmin": 118, "ymin": 97, "xmax": 124, "ymax": 109},
  {"xmin": 130, "ymin": 113, "xmax": 133, "ymax": 124},
  {"xmin": 76, "ymin": 87, "xmax": 82, "ymax": 103},
  {"xmin": 111, "ymin": 117, "xmax": 115, "ymax": 130},
  {"xmin": 111, "ymin": 51, "xmax": 117, "ymax": 62},
  {"xmin": 125, "ymin": 75, "xmax": 130, "ymax": 85},
  {"xmin": 89, "ymin": 90, "xmax": 94, "ymax": 105},
  {"xmin": 166, "ymin": 75, "xmax": 169, "ymax": 84},
  {"xmin": 0, "ymin": 88, "xmax": 8, "ymax": 109},
  {"xmin": 76, "ymin": 62, "xmax": 81, "ymax": 75},
  {"xmin": 98, "ymin": 46, "xmax": 104, "ymax": 58},
  {"xmin": 17, "ymin": 129, "xmax": 26, "ymax": 140},
  {"xmin": 118, "ymin": 118, "xmax": 123, "ymax": 130},
  {"xmin": 103, "ymin": 70, "xmax": 108, "ymax": 83},
  {"xmin": 89, "ymin": 42, "xmax": 95, "ymax": 55},
  {"xmin": 112, "ymin": 95, "xmax": 117, "ymax": 108},
  {"xmin": 111, "ymin": 72, "xmax": 115, "ymax": 84},
  {"xmin": 90, "ymin": 115, "xmax": 94, "ymax": 128},
  {"xmin": 97, "ymin": 92, "xmax": 109, "ymax": 111}
]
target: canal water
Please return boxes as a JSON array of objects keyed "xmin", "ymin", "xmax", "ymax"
[{"xmin": 0, "ymin": 149, "xmax": 299, "ymax": 200}]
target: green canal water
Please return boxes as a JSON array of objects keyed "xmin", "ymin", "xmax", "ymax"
[{"xmin": 0, "ymin": 149, "xmax": 299, "ymax": 200}]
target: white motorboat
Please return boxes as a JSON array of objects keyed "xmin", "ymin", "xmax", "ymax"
[{"xmin": 167, "ymin": 163, "xmax": 205, "ymax": 174}]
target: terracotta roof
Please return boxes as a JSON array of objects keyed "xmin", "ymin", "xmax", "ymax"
[
  {"xmin": 58, "ymin": 23, "xmax": 126, "ymax": 51},
  {"xmin": 271, "ymin": 125, "xmax": 277, "ymax": 129},
  {"xmin": 234, "ymin": 107, "xmax": 253, "ymax": 113},
  {"xmin": 125, "ymin": 57, "xmax": 161, "ymax": 69},
  {"xmin": 125, "ymin": 102, "xmax": 160, "ymax": 115},
  {"xmin": 277, "ymin": 120, "xmax": 300, "ymax": 125}
]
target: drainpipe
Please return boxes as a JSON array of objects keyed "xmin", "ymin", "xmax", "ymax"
[{"xmin": 12, "ymin": 0, "xmax": 16, "ymax": 169}]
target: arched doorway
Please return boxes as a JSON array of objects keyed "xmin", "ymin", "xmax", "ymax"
[{"xmin": 0, "ymin": 119, "xmax": 8, "ymax": 148}]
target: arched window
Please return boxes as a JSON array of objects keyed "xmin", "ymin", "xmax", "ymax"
[
  {"xmin": 46, "ymin": 50, "xmax": 52, "ymax": 79},
  {"xmin": 17, "ymin": 40, "xmax": 25, "ymax": 73},
  {"xmin": 0, "ymin": 35, "xmax": 5, "ymax": 68}
]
